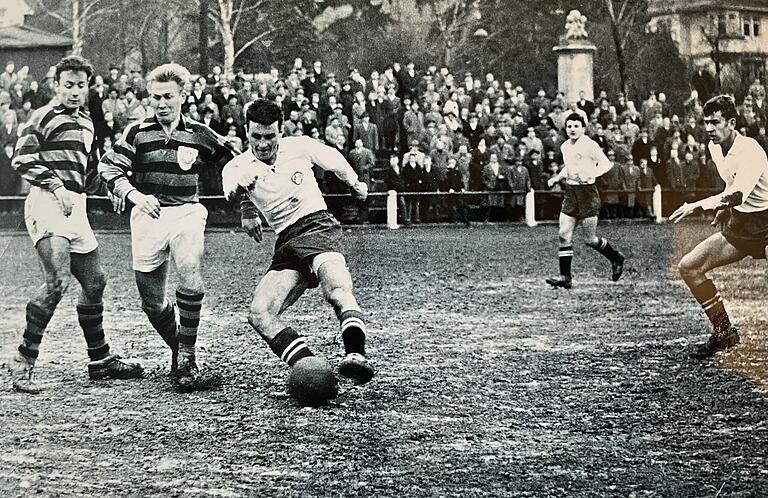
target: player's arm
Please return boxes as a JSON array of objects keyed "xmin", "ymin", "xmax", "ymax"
[
  {"xmin": 11, "ymin": 117, "xmax": 64, "ymax": 193},
  {"xmin": 12, "ymin": 116, "xmax": 79, "ymax": 216},
  {"xmin": 99, "ymin": 124, "xmax": 161, "ymax": 219},
  {"xmin": 305, "ymin": 137, "xmax": 367, "ymax": 200},
  {"xmin": 671, "ymin": 146, "xmax": 768, "ymax": 223},
  {"xmin": 592, "ymin": 141, "xmax": 613, "ymax": 178}
]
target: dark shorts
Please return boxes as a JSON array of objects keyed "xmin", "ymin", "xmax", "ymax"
[
  {"xmin": 269, "ymin": 210, "xmax": 344, "ymax": 287},
  {"xmin": 722, "ymin": 208, "xmax": 768, "ymax": 260},
  {"xmin": 561, "ymin": 184, "xmax": 601, "ymax": 219}
]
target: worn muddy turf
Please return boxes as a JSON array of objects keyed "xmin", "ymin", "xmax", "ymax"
[{"xmin": 1, "ymin": 221, "xmax": 767, "ymax": 497}]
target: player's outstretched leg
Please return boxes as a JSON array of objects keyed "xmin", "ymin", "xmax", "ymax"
[
  {"xmin": 679, "ymin": 233, "xmax": 744, "ymax": 358},
  {"xmin": 582, "ymin": 217, "xmax": 625, "ymax": 281},
  {"xmin": 315, "ymin": 254, "xmax": 374, "ymax": 384},
  {"xmin": 72, "ymin": 249, "xmax": 143, "ymax": 381},
  {"xmin": 136, "ymin": 263, "xmax": 179, "ymax": 374},
  {"xmin": 547, "ymin": 213, "xmax": 576, "ymax": 289},
  {"xmin": 11, "ymin": 237, "xmax": 70, "ymax": 394}
]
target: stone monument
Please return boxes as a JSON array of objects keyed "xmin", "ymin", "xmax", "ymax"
[{"xmin": 553, "ymin": 10, "xmax": 596, "ymax": 103}]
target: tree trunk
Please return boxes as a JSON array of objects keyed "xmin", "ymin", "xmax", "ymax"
[
  {"xmin": 199, "ymin": 0, "xmax": 209, "ymax": 75},
  {"xmin": 218, "ymin": 0, "xmax": 235, "ymax": 81},
  {"xmin": 611, "ymin": 22, "xmax": 628, "ymax": 96},
  {"xmin": 71, "ymin": 0, "xmax": 83, "ymax": 56}
]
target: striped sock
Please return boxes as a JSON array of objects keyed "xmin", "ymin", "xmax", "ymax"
[
  {"xmin": 591, "ymin": 237, "xmax": 622, "ymax": 263},
  {"xmin": 558, "ymin": 245, "xmax": 573, "ymax": 278},
  {"xmin": 176, "ymin": 290, "xmax": 204, "ymax": 356},
  {"xmin": 144, "ymin": 302, "xmax": 178, "ymax": 352},
  {"xmin": 269, "ymin": 327, "xmax": 314, "ymax": 366},
  {"xmin": 692, "ymin": 279, "xmax": 732, "ymax": 335},
  {"xmin": 339, "ymin": 309, "xmax": 367, "ymax": 356},
  {"xmin": 77, "ymin": 303, "xmax": 111, "ymax": 361},
  {"xmin": 18, "ymin": 302, "xmax": 54, "ymax": 360}
]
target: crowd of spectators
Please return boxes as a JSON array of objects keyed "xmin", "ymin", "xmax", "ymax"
[{"xmin": 2, "ymin": 56, "xmax": 768, "ymax": 223}]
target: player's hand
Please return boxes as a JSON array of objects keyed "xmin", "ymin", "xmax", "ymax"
[
  {"xmin": 242, "ymin": 216, "xmax": 262, "ymax": 243},
  {"xmin": 107, "ymin": 190, "xmax": 125, "ymax": 214},
  {"xmin": 127, "ymin": 191, "xmax": 161, "ymax": 219},
  {"xmin": 711, "ymin": 207, "xmax": 731, "ymax": 227},
  {"xmin": 351, "ymin": 181, "xmax": 368, "ymax": 201},
  {"xmin": 52, "ymin": 186, "xmax": 77, "ymax": 217},
  {"xmin": 222, "ymin": 162, "xmax": 258, "ymax": 202},
  {"xmin": 547, "ymin": 177, "xmax": 558, "ymax": 188},
  {"xmin": 669, "ymin": 202, "xmax": 695, "ymax": 224}
]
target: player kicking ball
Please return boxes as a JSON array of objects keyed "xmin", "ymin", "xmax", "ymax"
[
  {"xmin": 222, "ymin": 99, "xmax": 374, "ymax": 402},
  {"xmin": 670, "ymin": 95, "xmax": 768, "ymax": 358},
  {"xmin": 545, "ymin": 113, "xmax": 625, "ymax": 289}
]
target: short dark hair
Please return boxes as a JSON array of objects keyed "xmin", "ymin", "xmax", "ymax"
[
  {"xmin": 703, "ymin": 95, "xmax": 738, "ymax": 121},
  {"xmin": 565, "ymin": 112, "xmax": 586, "ymax": 127},
  {"xmin": 245, "ymin": 98, "xmax": 283, "ymax": 129},
  {"xmin": 55, "ymin": 55, "xmax": 93, "ymax": 82}
]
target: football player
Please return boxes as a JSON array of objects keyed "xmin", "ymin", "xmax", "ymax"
[
  {"xmin": 222, "ymin": 99, "xmax": 375, "ymax": 386},
  {"xmin": 670, "ymin": 95, "xmax": 768, "ymax": 358}
]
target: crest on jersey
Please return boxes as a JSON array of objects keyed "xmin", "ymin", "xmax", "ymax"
[
  {"xmin": 291, "ymin": 171, "xmax": 304, "ymax": 185},
  {"xmin": 177, "ymin": 146, "xmax": 199, "ymax": 171}
]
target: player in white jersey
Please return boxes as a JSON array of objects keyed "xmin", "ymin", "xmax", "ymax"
[
  {"xmin": 671, "ymin": 95, "xmax": 768, "ymax": 358},
  {"xmin": 544, "ymin": 112, "xmax": 625, "ymax": 289},
  {"xmin": 222, "ymin": 99, "xmax": 374, "ymax": 386}
]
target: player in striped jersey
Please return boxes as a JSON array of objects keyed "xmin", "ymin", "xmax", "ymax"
[
  {"xmin": 99, "ymin": 63, "xmax": 235, "ymax": 390},
  {"xmin": 545, "ymin": 112, "xmax": 625, "ymax": 289},
  {"xmin": 8, "ymin": 55, "xmax": 143, "ymax": 393},
  {"xmin": 670, "ymin": 95, "xmax": 768, "ymax": 358},
  {"xmin": 221, "ymin": 99, "xmax": 374, "ymax": 387}
]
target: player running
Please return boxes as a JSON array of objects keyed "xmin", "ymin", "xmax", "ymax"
[
  {"xmin": 221, "ymin": 99, "xmax": 374, "ymax": 386},
  {"xmin": 8, "ymin": 55, "xmax": 143, "ymax": 393},
  {"xmin": 545, "ymin": 112, "xmax": 625, "ymax": 289},
  {"xmin": 670, "ymin": 95, "xmax": 768, "ymax": 358},
  {"xmin": 99, "ymin": 63, "xmax": 236, "ymax": 390}
]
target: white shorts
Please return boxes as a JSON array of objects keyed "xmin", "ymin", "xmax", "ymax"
[
  {"xmin": 24, "ymin": 186, "xmax": 98, "ymax": 254},
  {"xmin": 130, "ymin": 203, "xmax": 208, "ymax": 272}
]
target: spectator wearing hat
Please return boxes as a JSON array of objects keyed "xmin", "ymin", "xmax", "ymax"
[
  {"xmin": 353, "ymin": 112, "xmax": 379, "ymax": 153},
  {"xmin": 463, "ymin": 113, "xmax": 485, "ymax": 150}
]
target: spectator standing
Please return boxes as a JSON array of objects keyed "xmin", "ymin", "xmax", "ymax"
[
  {"xmin": 507, "ymin": 156, "xmax": 531, "ymax": 221},
  {"xmin": 402, "ymin": 152, "xmax": 423, "ymax": 224}
]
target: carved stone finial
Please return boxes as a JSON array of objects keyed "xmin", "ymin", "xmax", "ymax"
[{"xmin": 564, "ymin": 9, "xmax": 589, "ymax": 41}]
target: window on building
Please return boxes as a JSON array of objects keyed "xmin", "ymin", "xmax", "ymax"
[{"xmin": 743, "ymin": 15, "xmax": 762, "ymax": 37}]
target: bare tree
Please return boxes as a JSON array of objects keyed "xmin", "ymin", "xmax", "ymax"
[
  {"xmin": 602, "ymin": 0, "xmax": 647, "ymax": 96},
  {"xmin": 29, "ymin": 0, "xmax": 118, "ymax": 56},
  {"xmin": 699, "ymin": 25, "xmax": 724, "ymax": 92},
  {"xmin": 418, "ymin": 0, "xmax": 483, "ymax": 67},
  {"xmin": 206, "ymin": 0, "xmax": 277, "ymax": 79}
]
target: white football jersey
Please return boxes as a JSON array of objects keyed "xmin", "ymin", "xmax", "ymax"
[
  {"xmin": 226, "ymin": 136, "xmax": 357, "ymax": 233},
  {"xmin": 708, "ymin": 132, "xmax": 768, "ymax": 212}
]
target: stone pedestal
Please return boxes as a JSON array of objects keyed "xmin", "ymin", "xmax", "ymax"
[{"xmin": 553, "ymin": 41, "xmax": 596, "ymax": 103}]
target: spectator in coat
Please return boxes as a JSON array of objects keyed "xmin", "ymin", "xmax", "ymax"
[
  {"xmin": 353, "ymin": 112, "xmax": 379, "ymax": 152},
  {"xmin": 402, "ymin": 152, "xmax": 423, "ymax": 224},
  {"xmin": 482, "ymin": 153, "xmax": 506, "ymax": 222},
  {"xmin": 507, "ymin": 157, "xmax": 531, "ymax": 221},
  {"xmin": 636, "ymin": 158, "xmax": 658, "ymax": 218},
  {"xmin": 420, "ymin": 156, "xmax": 441, "ymax": 222}
]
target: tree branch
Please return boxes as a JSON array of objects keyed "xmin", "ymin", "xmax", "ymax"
[{"xmin": 233, "ymin": 29, "xmax": 274, "ymax": 60}]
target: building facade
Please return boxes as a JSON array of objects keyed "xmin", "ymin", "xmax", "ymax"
[{"xmin": 648, "ymin": 0, "xmax": 768, "ymax": 96}]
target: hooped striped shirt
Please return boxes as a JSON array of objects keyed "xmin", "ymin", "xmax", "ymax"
[
  {"xmin": 99, "ymin": 115, "xmax": 235, "ymax": 206},
  {"xmin": 12, "ymin": 103, "xmax": 101, "ymax": 194}
]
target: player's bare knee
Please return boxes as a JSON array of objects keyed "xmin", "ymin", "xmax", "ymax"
[
  {"xmin": 584, "ymin": 237, "xmax": 600, "ymax": 248},
  {"xmin": 678, "ymin": 256, "xmax": 701, "ymax": 281},
  {"xmin": 44, "ymin": 272, "xmax": 70, "ymax": 304},
  {"xmin": 323, "ymin": 283, "xmax": 353, "ymax": 310},
  {"xmin": 247, "ymin": 299, "xmax": 274, "ymax": 332}
]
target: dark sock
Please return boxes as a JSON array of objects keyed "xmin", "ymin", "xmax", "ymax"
[
  {"xmin": 19, "ymin": 302, "xmax": 54, "ymax": 360},
  {"xmin": 145, "ymin": 302, "xmax": 178, "ymax": 352},
  {"xmin": 77, "ymin": 303, "xmax": 111, "ymax": 361},
  {"xmin": 176, "ymin": 290, "xmax": 204, "ymax": 356},
  {"xmin": 558, "ymin": 245, "xmax": 573, "ymax": 279},
  {"xmin": 692, "ymin": 279, "xmax": 732, "ymax": 336},
  {"xmin": 269, "ymin": 327, "xmax": 314, "ymax": 366},
  {"xmin": 590, "ymin": 237, "xmax": 622, "ymax": 263},
  {"xmin": 339, "ymin": 309, "xmax": 367, "ymax": 356}
]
